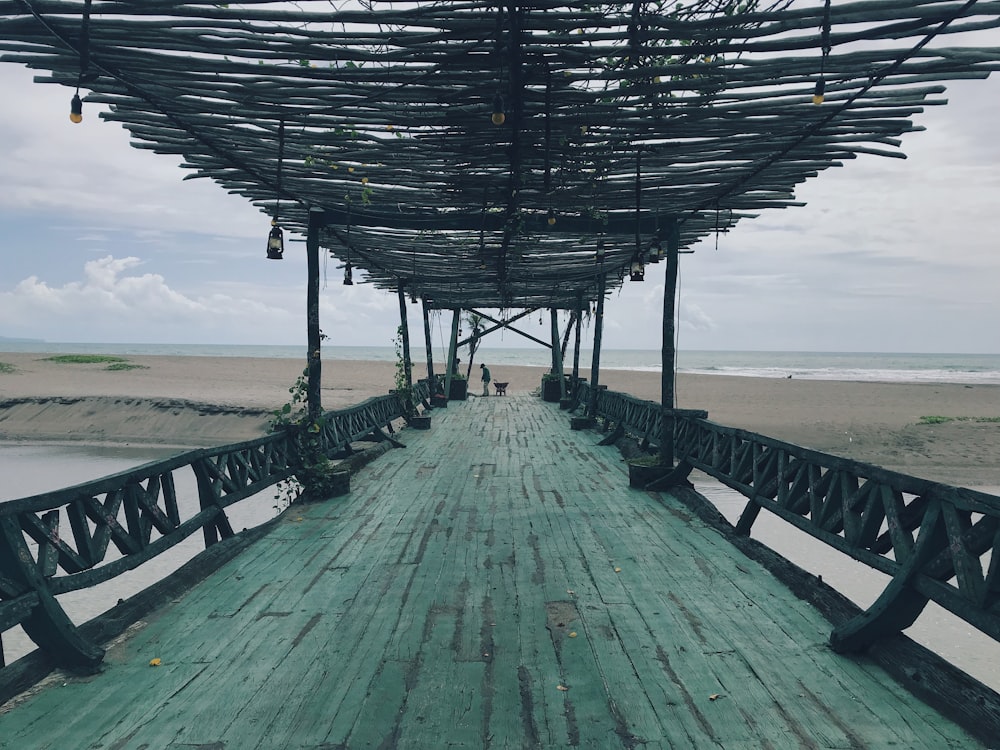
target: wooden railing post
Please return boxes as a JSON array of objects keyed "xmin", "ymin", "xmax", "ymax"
[{"xmin": 192, "ymin": 459, "xmax": 235, "ymax": 548}]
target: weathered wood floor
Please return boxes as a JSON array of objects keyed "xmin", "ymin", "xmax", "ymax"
[{"xmin": 0, "ymin": 395, "xmax": 984, "ymax": 749}]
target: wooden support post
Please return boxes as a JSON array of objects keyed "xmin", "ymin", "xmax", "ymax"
[
  {"xmin": 659, "ymin": 218, "xmax": 679, "ymax": 467},
  {"xmin": 444, "ymin": 309, "xmax": 460, "ymax": 401},
  {"xmin": 588, "ymin": 276, "xmax": 606, "ymax": 417},
  {"xmin": 397, "ymin": 284, "xmax": 414, "ymax": 415},
  {"xmin": 572, "ymin": 293, "xmax": 583, "ymax": 389},
  {"xmin": 306, "ymin": 208, "xmax": 323, "ymax": 424},
  {"xmin": 550, "ymin": 309, "xmax": 566, "ymax": 399},
  {"xmin": 421, "ymin": 297, "xmax": 437, "ymax": 400}
]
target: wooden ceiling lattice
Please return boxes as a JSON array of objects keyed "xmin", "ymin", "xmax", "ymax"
[{"xmin": 2, "ymin": 0, "xmax": 999, "ymax": 309}]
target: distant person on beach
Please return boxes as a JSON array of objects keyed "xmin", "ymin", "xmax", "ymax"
[{"xmin": 480, "ymin": 363, "xmax": 491, "ymax": 396}]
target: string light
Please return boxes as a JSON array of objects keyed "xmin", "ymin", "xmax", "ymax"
[
  {"xmin": 70, "ymin": 92, "xmax": 83, "ymax": 123},
  {"xmin": 70, "ymin": 0, "xmax": 91, "ymax": 123},
  {"xmin": 813, "ymin": 78, "xmax": 826, "ymax": 105},
  {"xmin": 814, "ymin": 0, "xmax": 832, "ymax": 105},
  {"xmin": 491, "ymin": 93, "xmax": 505, "ymax": 125}
]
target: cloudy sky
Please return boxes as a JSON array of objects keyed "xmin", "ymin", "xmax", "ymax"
[{"xmin": 2, "ymin": 41, "xmax": 999, "ymax": 354}]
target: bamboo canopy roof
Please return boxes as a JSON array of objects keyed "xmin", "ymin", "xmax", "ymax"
[{"xmin": 2, "ymin": 0, "xmax": 999, "ymax": 310}]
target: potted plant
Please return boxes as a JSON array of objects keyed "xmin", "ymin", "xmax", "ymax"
[
  {"xmin": 626, "ymin": 453, "xmax": 672, "ymax": 489},
  {"xmin": 449, "ymin": 374, "xmax": 468, "ymax": 400},
  {"xmin": 541, "ymin": 372, "xmax": 562, "ymax": 402},
  {"xmin": 269, "ymin": 369, "xmax": 350, "ymax": 506}
]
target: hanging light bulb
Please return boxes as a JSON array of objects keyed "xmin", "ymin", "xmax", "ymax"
[
  {"xmin": 815, "ymin": 0, "xmax": 831, "ymax": 105},
  {"xmin": 547, "ymin": 208, "xmax": 556, "ymax": 226},
  {"xmin": 343, "ymin": 261, "xmax": 354, "ymax": 285},
  {"xmin": 491, "ymin": 93, "xmax": 506, "ymax": 125},
  {"xmin": 813, "ymin": 77, "xmax": 826, "ymax": 105},
  {"xmin": 70, "ymin": 92, "xmax": 83, "ymax": 123},
  {"xmin": 266, "ymin": 219, "xmax": 284, "ymax": 260}
]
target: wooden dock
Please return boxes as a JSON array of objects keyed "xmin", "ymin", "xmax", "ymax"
[{"xmin": 0, "ymin": 395, "xmax": 985, "ymax": 748}]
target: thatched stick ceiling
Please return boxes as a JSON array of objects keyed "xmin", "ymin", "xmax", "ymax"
[{"xmin": 2, "ymin": 0, "xmax": 998, "ymax": 309}]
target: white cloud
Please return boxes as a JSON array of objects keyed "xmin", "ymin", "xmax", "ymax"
[
  {"xmin": 0, "ymin": 255, "xmax": 300, "ymax": 344},
  {"xmin": 1, "ymin": 52, "xmax": 999, "ymax": 354}
]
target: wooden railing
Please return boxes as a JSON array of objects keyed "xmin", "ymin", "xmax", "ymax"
[
  {"xmin": 576, "ymin": 382, "xmax": 1000, "ymax": 653},
  {"xmin": 0, "ymin": 390, "xmax": 421, "ymax": 671}
]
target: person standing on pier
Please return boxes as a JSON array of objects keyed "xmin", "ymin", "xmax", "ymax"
[{"xmin": 480, "ymin": 363, "xmax": 491, "ymax": 396}]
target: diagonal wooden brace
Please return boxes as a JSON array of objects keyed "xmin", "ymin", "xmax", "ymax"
[
  {"xmin": 0, "ymin": 517, "xmax": 104, "ymax": 671},
  {"xmin": 829, "ymin": 498, "xmax": 945, "ymax": 653}
]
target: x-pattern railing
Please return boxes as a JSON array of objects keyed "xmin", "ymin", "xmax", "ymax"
[
  {"xmin": 0, "ymin": 392, "xmax": 411, "ymax": 671},
  {"xmin": 581, "ymin": 385, "xmax": 1000, "ymax": 652}
]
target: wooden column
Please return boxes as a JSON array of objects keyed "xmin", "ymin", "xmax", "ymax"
[
  {"xmin": 421, "ymin": 297, "xmax": 436, "ymax": 398},
  {"xmin": 588, "ymin": 276, "xmax": 606, "ymax": 416},
  {"xmin": 306, "ymin": 208, "xmax": 323, "ymax": 423},
  {"xmin": 660, "ymin": 218, "xmax": 679, "ymax": 465},
  {"xmin": 572, "ymin": 293, "xmax": 583, "ymax": 386},
  {"xmin": 550, "ymin": 308, "xmax": 566, "ymax": 398},
  {"xmin": 397, "ymin": 284, "xmax": 414, "ymax": 402},
  {"xmin": 444, "ymin": 309, "xmax": 460, "ymax": 400}
]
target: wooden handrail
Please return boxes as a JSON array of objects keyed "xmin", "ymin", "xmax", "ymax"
[
  {"xmin": 0, "ymin": 392, "xmax": 413, "ymax": 671},
  {"xmin": 579, "ymin": 382, "xmax": 1000, "ymax": 653}
]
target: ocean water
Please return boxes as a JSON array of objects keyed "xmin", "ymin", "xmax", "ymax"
[{"xmin": 3, "ymin": 341, "xmax": 1000, "ymax": 384}]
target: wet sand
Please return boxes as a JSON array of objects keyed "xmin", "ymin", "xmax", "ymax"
[{"xmin": 1, "ymin": 351, "xmax": 998, "ymax": 487}]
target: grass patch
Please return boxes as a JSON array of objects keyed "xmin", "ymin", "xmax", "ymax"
[
  {"xmin": 918, "ymin": 415, "xmax": 1000, "ymax": 425},
  {"xmin": 0, "ymin": 361, "xmax": 15, "ymax": 374},
  {"xmin": 105, "ymin": 362, "xmax": 149, "ymax": 371},
  {"xmin": 44, "ymin": 354, "xmax": 129, "ymax": 365},
  {"xmin": 43, "ymin": 354, "xmax": 147, "ymax": 371}
]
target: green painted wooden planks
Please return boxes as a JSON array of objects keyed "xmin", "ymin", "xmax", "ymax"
[{"xmin": 0, "ymin": 395, "xmax": 985, "ymax": 749}]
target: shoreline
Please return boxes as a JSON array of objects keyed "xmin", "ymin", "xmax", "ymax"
[{"xmin": 1, "ymin": 351, "xmax": 999, "ymax": 488}]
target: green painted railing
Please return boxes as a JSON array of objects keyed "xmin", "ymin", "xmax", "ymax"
[
  {"xmin": 0, "ymin": 387, "xmax": 427, "ymax": 672},
  {"xmin": 575, "ymin": 381, "xmax": 1000, "ymax": 653}
]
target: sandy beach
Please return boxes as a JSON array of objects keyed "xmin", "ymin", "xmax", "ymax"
[{"xmin": 1, "ymin": 351, "xmax": 998, "ymax": 488}]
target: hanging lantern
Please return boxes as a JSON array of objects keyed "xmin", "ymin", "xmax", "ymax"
[
  {"xmin": 343, "ymin": 261, "xmax": 354, "ymax": 285},
  {"xmin": 648, "ymin": 240, "xmax": 662, "ymax": 263},
  {"xmin": 629, "ymin": 258, "xmax": 645, "ymax": 282},
  {"xmin": 546, "ymin": 208, "xmax": 556, "ymax": 226},
  {"xmin": 596, "ymin": 237, "xmax": 605, "ymax": 263},
  {"xmin": 266, "ymin": 220, "xmax": 284, "ymax": 260}
]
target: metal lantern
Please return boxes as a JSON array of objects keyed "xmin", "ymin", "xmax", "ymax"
[
  {"xmin": 343, "ymin": 261, "xmax": 354, "ymax": 285},
  {"xmin": 266, "ymin": 222, "xmax": 284, "ymax": 260},
  {"xmin": 629, "ymin": 259, "xmax": 645, "ymax": 282}
]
